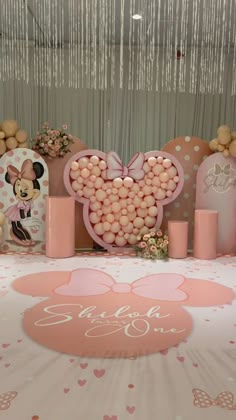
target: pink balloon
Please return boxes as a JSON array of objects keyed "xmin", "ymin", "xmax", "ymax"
[{"xmin": 102, "ymin": 183, "xmax": 107, "ymax": 190}]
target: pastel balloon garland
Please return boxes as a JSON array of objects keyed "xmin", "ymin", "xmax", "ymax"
[{"xmin": 64, "ymin": 150, "xmax": 184, "ymax": 251}]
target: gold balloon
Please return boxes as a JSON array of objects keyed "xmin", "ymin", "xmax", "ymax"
[
  {"xmin": 17, "ymin": 142, "xmax": 28, "ymax": 148},
  {"xmin": 217, "ymin": 125, "xmax": 231, "ymax": 134},
  {"xmin": 0, "ymin": 131, "xmax": 5, "ymax": 139},
  {"xmin": 217, "ymin": 144, "xmax": 224, "ymax": 152},
  {"xmin": 231, "ymin": 131, "xmax": 236, "ymax": 140},
  {"xmin": 0, "ymin": 139, "xmax": 7, "ymax": 155},
  {"xmin": 229, "ymin": 139, "xmax": 236, "ymax": 157},
  {"xmin": 0, "ymin": 226, "xmax": 3, "ymax": 237},
  {"xmin": 218, "ymin": 131, "xmax": 231, "ymax": 145},
  {"xmin": 0, "ymin": 212, "xmax": 5, "ymax": 226},
  {"xmin": 6, "ymin": 136, "xmax": 18, "ymax": 150},
  {"xmin": 209, "ymin": 138, "xmax": 218, "ymax": 151},
  {"xmin": 223, "ymin": 148, "xmax": 230, "ymax": 157},
  {"xmin": 16, "ymin": 129, "xmax": 28, "ymax": 143},
  {"xmin": 1, "ymin": 119, "xmax": 18, "ymax": 137}
]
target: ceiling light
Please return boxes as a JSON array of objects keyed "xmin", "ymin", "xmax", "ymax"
[{"xmin": 132, "ymin": 14, "xmax": 142, "ymax": 20}]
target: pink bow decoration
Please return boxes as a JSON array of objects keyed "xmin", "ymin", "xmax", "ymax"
[
  {"xmin": 7, "ymin": 159, "xmax": 36, "ymax": 185},
  {"xmin": 193, "ymin": 388, "xmax": 236, "ymax": 410},
  {"xmin": 106, "ymin": 151, "xmax": 145, "ymax": 180},
  {"xmin": 55, "ymin": 269, "xmax": 187, "ymax": 301}
]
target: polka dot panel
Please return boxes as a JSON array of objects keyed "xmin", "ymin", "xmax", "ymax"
[
  {"xmin": 161, "ymin": 137, "xmax": 213, "ymax": 248},
  {"xmin": 64, "ymin": 150, "xmax": 184, "ymax": 251}
]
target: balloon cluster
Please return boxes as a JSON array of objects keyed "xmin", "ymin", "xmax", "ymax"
[
  {"xmin": 0, "ymin": 212, "xmax": 5, "ymax": 244},
  {"xmin": 209, "ymin": 125, "xmax": 236, "ymax": 158},
  {"xmin": 0, "ymin": 120, "xmax": 28, "ymax": 156},
  {"xmin": 69, "ymin": 155, "xmax": 179, "ymax": 247}
]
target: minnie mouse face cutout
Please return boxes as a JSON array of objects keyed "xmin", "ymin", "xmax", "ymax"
[
  {"xmin": 63, "ymin": 150, "xmax": 184, "ymax": 250},
  {"xmin": 0, "ymin": 149, "xmax": 49, "ymax": 252}
]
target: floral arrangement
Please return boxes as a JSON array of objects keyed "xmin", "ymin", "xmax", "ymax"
[
  {"xmin": 31, "ymin": 122, "xmax": 74, "ymax": 158},
  {"xmin": 135, "ymin": 229, "xmax": 169, "ymax": 260}
]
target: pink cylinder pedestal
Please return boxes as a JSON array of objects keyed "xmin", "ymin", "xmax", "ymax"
[
  {"xmin": 193, "ymin": 209, "xmax": 218, "ymax": 260},
  {"xmin": 46, "ymin": 196, "xmax": 75, "ymax": 258},
  {"xmin": 168, "ymin": 221, "xmax": 188, "ymax": 258}
]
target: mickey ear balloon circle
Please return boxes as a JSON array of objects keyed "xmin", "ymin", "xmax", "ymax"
[{"xmin": 64, "ymin": 149, "xmax": 184, "ymax": 251}]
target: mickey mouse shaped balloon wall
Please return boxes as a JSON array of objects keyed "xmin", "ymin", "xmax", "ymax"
[{"xmin": 64, "ymin": 150, "xmax": 184, "ymax": 250}]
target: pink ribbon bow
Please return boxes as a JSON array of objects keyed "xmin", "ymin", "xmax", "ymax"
[
  {"xmin": 193, "ymin": 388, "xmax": 236, "ymax": 410},
  {"xmin": 7, "ymin": 159, "xmax": 36, "ymax": 185},
  {"xmin": 106, "ymin": 151, "xmax": 145, "ymax": 180},
  {"xmin": 55, "ymin": 269, "xmax": 187, "ymax": 301}
]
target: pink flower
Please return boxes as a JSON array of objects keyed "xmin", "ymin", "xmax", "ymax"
[
  {"xmin": 150, "ymin": 231, "xmax": 156, "ymax": 237},
  {"xmin": 143, "ymin": 234, "xmax": 150, "ymax": 241},
  {"xmin": 157, "ymin": 230, "xmax": 162, "ymax": 237},
  {"xmin": 150, "ymin": 245, "xmax": 157, "ymax": 253},
  {"xmin": 62, "ymin": 124, "xmax": 68, "ymax": 130},
  {"xmin": 140, "ymin": 242, "xmax": 147, "ymax": 248}
]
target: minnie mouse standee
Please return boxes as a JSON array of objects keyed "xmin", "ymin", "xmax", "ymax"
[{"xmin": 0, "ymin": 149, "xmax": 48, "ymax": 252}]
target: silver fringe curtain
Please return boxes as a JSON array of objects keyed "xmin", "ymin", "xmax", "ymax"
[{"xmin": 0, "ymin": 0, "xmax": 236, "ymax": 94}]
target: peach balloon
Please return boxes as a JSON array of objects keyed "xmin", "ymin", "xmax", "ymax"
[
  {"xmin": 77, "ymin": 176, "xmax": 83, "ymax": 184},
  {"xmin": 94, "ymin": 223, "xmax": 105, "ymax": 235},
  {"xmin": 132, "ymin": 184, "xmax": 140, "ymax": 193},
  {"xmin": 101, "ymin": 170, "xmax": 107, "ymax": 179},
  {"xmin": 142, "ymin": 185, "xmax": 152, "ymax": 195},
  {"xmin": 90, "ymin": 174, "xmax": 96, "ymax": 182},
  {"xmin": 143, "ymin": 162, "xmax": 151, "ymax": 173},
  {"xmin": 111, "ymin": 202, "xmax": 121, "ymax": 213},
  {"xmin": 127, "ymin": 204, "xmax": 135, "ymax": 213},
  {"xmin": 111, "ymin": 221, "xmax": 120, "ymax": 233},
  {"xmin": 103, "ymin": 221, "xmax": 111, "ymax": 232},
  {"xmin": 159, "ymin": 172, "xmax": 169, "ymax": 182},
  {"xmin": 114, "ymin": 212, "xmax": 122, "ymax": 221},
  {"xmin": 113, "ymin": 177, "xmax": 123, "ymax": 188},
  {"xmin": 102, "ymin": 205, "xmax": 112, "ymax": 215},
  {"xmin": 145, "ymin": 216, "xmax": 156, "ymax": 227},
  {"xmin": 118, "ymin": 186, "xmax": 129, "ymax": 198},
  {"xmin": 153, "ymin": 164, "xmax": 164, "ymax": 175},
  {"xmin": 146, "ymin": 179, "xmax": 152, "ymax": 185},
  {"xmin": 128, "ymin": 212, "xmax": 136, "ymax": 221},
  {"xmin": 106, "ymin": 213, "xmax": 115, "ymax": 223},
  {"xmin": 123, "ymin": 177, "xmax": 134, "ymax": 188},
  {"xmin": 90, "ymin": 155, "xmax": 99, "ymax": 165},
  {"xmin": 155, "ymin": 189, "xmax": 166, "ymax": 200},
  {"xmin": 133, "ymin": 196, "xmax": 141, "ymax": 207},
  {"xmin": 96, "ymin": 189, "xmax": 106, "ymax": 201},
  {"xmin": 77, "ymin": 190, "xmax": 83, "ymax": 197},
  {"xmin": 140, "ymin": 201, "xmax": 147, "ymax": 208},
  {"xmin": 103, "ymin": 231, "xmax": 115, "ymax": 244},
  {"xmin": 133, "ymin": 217, "xmax": 145, "ymax": 228},
  {"xmin": 81, "ymin": 168, "xmax": 90, "ymax": 178},
  {"xmin": 17, "ymin": 142, "xmax": 28, "ymax": 148},
  {"xmin": 133, "ymin": 228, "xmax": 139, "ymax": 235},
  {"xmin": 70, "ymin": 170, "xmax": 80, "ymax": 180},
  {"xmin": 89, "ymin": 212, "xmax": 101, "ymax": 224},
  {"xmin": 102, "ymin": 183, "xmax": 108, "ymax": 190},
  {"xmin": 128, "ymin": 191, "xmax": 135, "ymax": 199},
  {"xmin": 6, "ymin": 137, "xmax": 18, "ymax": 150},
  {"xmin": 139, "ymin": 226, "xmax": 149, "ymax": 236},
  {"xmin": 161, "ymin": 183, "xmax": 168, "ymax": 190},
  {"xmin": 148, "ymin": 157, "xmax": 156, "ymax": 167},
  {"xmin": 83, "ymin": 187, "xmax": 95, "ymax": 198},
  {"xmin": 166, "ymin": 166, "xmax": 177, "ymax": 178},
  {"xmin": 71, "ymin": 161, "xmax": 79, "ymax": 171},
  {"xmin": 97, "ymin": 209, "xmax": 103, "ymax": 216},
  {"xmin": 163, "ymin": 158, "xmax": 172, "ymax": 168},
  {"xmin": 94, "ymin": 177, "xmax": 104, "ymax": 189},
  {"xmin": 90, "ymin": 201, "xmax": 102, "ymax": 211},
  {"xmin": 144, "ymin": 195, "xmax": 155, "ymax": 207},
  {"xmin": 152, "ymin": 177, "xmax": 161, "ymax": 187},
  {"xmin": 87, "ymin": 181, "xmax": 94, "ymax": 188},
  {"xmin": 148, "ymin": 206, "xmax": 158, "ymax": 217},
  {"xmin": 79, "ymin": 157, "xmax": 89, "ymax": 168},
  {"xmin": 166, "ymin": 190, "xmax": 173, "ymax": 197},
  {"xmin": 110, "ymin": 194, "xmax": 119, "ymax": 202},
  {"xmin": 128, "ymin": 234, "xmax": 138, "ymax": 245},
  {"xmin": 152, "ymin": 186, "xmax": 158, "ymax": 193},
  {"xmin": 137, "ymin": 208, "xmax": 148, "ymax": 218},
  {"xmin": 174, "ymin": 176, "xmax": 179, "ymax": 183},
  {"xmin": 99, "ymin": 160, "xmax": 107, "ymax": 170},
  {"xmin": 71, "ymin": 181, "xmax": 80, "ymax": 191},
  {"xmin": 120, "ymin": 215, "xmax": 129, "ymax": 226},
  {"xmin": 115, "ymin": 236, "xmax": 127, "ymax": 246},
  {"xmin": 138, "ymin": 191, "xmax": 144, "ymax": 198},
  {"xmin": 119, "ymin": 199, "xmax": 127, "ymax": 208},
  {"xmin": 123, "ymin": 222, "xmax": 133, "ymax": 233},
  {"xmin": 87, "ymin": 163, "xmax": 93, "ymax": 170},
  {"xmin": 90, "ymin": 196, "xmax": 96, "ymax": 203},
  {"xmin": 103, "ymin": 198, "xmax": 110, "ymax": 206},
  {"xmin": 121, "ymin": 209, "xmax": 128, "ymax": 215},
  {"xmin": 16, "ymin": 129, "xmax": 28, "ymax": 143},
  {"xmin": 167, "ymin": 180, "xmax": 176, "ymax": 191},
  {"xmin": 107, "ymin": 189, "xmax": 112, "ymax": 195},
  {"xmin": 124, "ymin": 233, "xmax": 130, "ymax": 240},
  {"xmin": 156, "ymin": 156, "xmax": 163, "ymax": 164},
  {"xmin": 91, "ymin": 166, "xmax": 101, "ymax": 176},
  {"xmin": 147, "ymin": 172, "xmax": 154, "ymax": 179}
]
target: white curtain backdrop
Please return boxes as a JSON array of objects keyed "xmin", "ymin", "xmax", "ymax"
[{"xmin": 0, "ymin": 46, "xmax": 235, "ymax": 162}]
